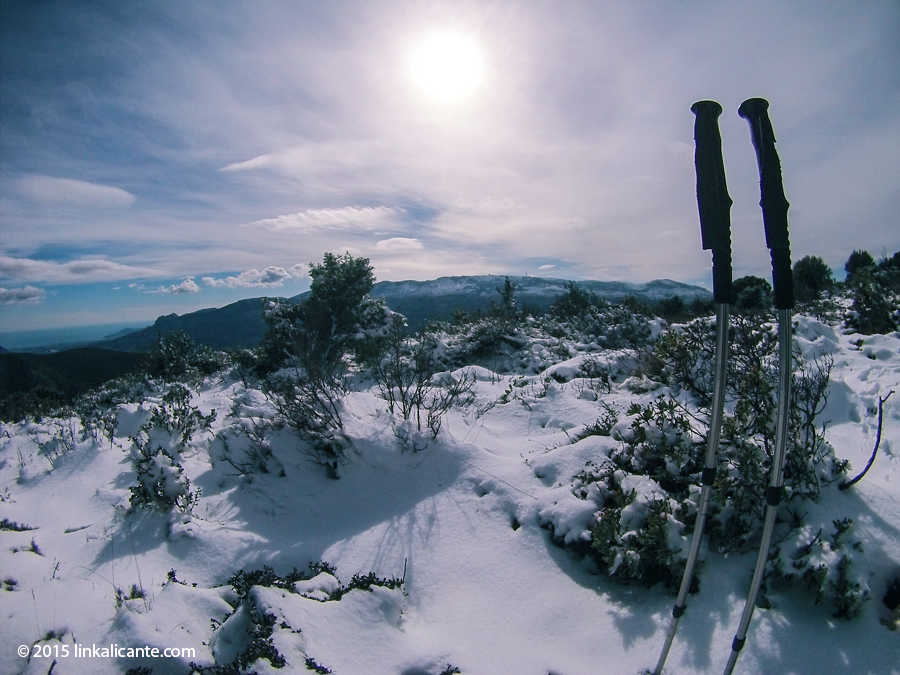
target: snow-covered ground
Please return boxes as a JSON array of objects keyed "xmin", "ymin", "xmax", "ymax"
[{"xmin": 1, "ymin": 315, "xmax": 898, "ymax": 675}]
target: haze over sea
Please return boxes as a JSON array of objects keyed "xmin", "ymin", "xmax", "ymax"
[{"xmin": 0, "ymin": 322, "xmax": 147, "ymax": 351}]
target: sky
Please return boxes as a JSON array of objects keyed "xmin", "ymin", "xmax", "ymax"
[{"xmin": 1, "ymin": 0, "xmax": 898, "ymax": 335}]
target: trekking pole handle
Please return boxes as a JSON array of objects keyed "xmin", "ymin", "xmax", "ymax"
[
  {"xmin": 691, "ymin": 100, "xmax": 734, "ymax": 305},
  {"xmin": 738, "ymin": 98, "xmax": 794, "ymax": 309}
]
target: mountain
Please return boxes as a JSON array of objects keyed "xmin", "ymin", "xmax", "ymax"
[
  {"xmin": 0, "ymin": 348, "xmax": 145, "ymax": 399},
  {"xmin": 101, "ymin": 297, "xmax": 271, "ymax": 352},
  {"xmin": 99, "ymin": 276, "xmax": 712, "ymax": 352},
  {"xmin": 365, "ymin": 275, "xmax": 711, "ymax": 332}
]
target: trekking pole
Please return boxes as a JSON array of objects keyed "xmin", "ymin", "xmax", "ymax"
[
  {"xmin": 652, "ymin": 100, "xmax": 733, "ymax": 675},
  {"xmin": 723, "ymin": 97, "xmax": 794, "ymax": 675}
]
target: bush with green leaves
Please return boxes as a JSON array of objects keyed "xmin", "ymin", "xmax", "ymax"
[
  {"xmin": 843, "ymin": 251, "xmax": 900, "ymax": 335},
  {"xmin": 793, "ymin": 255, "xmax": 834, "ymax": 305},
  {"xmin": 551, "ymin": 311, "xmax": 852, "ymax": 606},
  {"xmin": 202, "ymin": 562, "xmax": 403, "ymax": 674},
  {"xmin": 129, "ymin": 443, "xmax": 198, "ymax": 513},
  {"xmin": 145, "ymin": 330, "xmax": 227, "ymax": 382},
  {"xmin": 732, "ymin": 275, "xmax": 773, "ymax": 314},
  {"xmin": 127, "ymin": 383, "xmax": 212, "ymax": 512},
  {"xmin": 258, "ymin": 252, "xmax": 392, "ymax": 375},
  {"xmin": 769, "ymin": 518, "xmax": 869, "ymax": 618},
  {"xmin": 257, "ymin": 253, "xmax": 394, "ymax": 471}
]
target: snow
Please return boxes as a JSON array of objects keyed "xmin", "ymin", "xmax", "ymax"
[{"xmin": 1, "ymin": 315, "xmax": 898, "ymax": 675}]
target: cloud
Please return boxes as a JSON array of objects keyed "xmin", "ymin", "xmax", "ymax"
[
  {"xmin": 243, "ymin": 206, "xmax": 404, "ymax": 232},
  {"xmin": 219, "ymin": 155, "xmax": 274, "ymax": 172},
  {"xmin": 149, "ymin": 278, "xmax": 201, "ymax": 294},
  {"xmin": 15, "ymin": 175, "xmax": 136, "ymax": 207},
  {"xmin": 0, "ymin": 285, "xmax": 47, "ymax": 305},
  {"xmin": 0, "ymin": 256, "xmax": 163, "ymax": 284},
  {"xmin": 375, "ymin": 237, "xmax": 424, "ymax": 252},
  {"xmin": 538, "ymin": 264, "xmax": 556, "ymax": 271},
  {"xmin": 203, "ymin": 266, "xmax": 293, "ymax": 288}
]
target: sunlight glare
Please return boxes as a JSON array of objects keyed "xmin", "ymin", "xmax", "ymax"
[{"xmin": 410, "ymin": 32, "xmax": 485, "ymax": 104}]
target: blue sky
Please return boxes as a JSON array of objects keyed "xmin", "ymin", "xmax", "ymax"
[{"xmin": 1, "ymin": 0, "xmax": 898, "ymax": 334}]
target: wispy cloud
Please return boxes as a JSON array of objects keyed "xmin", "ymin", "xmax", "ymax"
[
  {"xmin": 0, "ymin": 285, "xmax": 47, "ymax": 305},
  {"xmin": 0, "ymin": 256, "xmax": 163, "ymax": 284},
  {"xmin": 375, "ymin": 237, "xmax": 423, "ymax": 252},
  {"xmin": 14, "ymin": 175, "xmax": 136, "ymax": 207},
  {"xmin": 203, "ymin": 266, "xmax": 293, "ymax": 288},
  {"xmin": 243, "ymin": 206, "xmax": 404, "ymax": 233}
]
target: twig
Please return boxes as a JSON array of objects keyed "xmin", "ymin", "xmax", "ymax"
[{"xmin": 840, "ymin": 390, "xmax": 894, "ymax": 490}]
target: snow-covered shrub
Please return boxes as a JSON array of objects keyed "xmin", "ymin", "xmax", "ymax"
[
  {"xmin": 372, "ymin": 319, "xmax": 476, "ymax": 446},
  {"xmin": 29, "ymin": 415, "xmax": 79, "ymax": 467},
  {"xmin": 265, "ymin": 366, "xmax": 350, "ymax": 473},
  {"xmin": 589, "ymin": 484, "xmax": 692, "ymax": 589},
  {"xmin": 769, "ymin": 518, "xmax": 869, "ymax": 618},
  {"xmin": 129, "ymin": 444, "xmax": 198, "ymax": 513},
  {"xmin": 551, "ymin": 313, "xmax": 849, "ymax": 596},
  {"xmin": 204, "ymin": 563, "xmax": 404, "ymax": 673},
  {"xmin": 126, "ymin": 383, "xmax": 211, "ymax": 511},
  {"xmin": 216, "ymin": 394, "xmax": 284, "ymax": 476},
  {"xmin": 72, "ymin": 390, "xmax": 119, "ymax": 444},
  {"xmin": 143, "ymin": 382, "xmax": 216, "ymax": 447},
  {"xmin": 563, "ymin": 397, "xmax": 704, "ymax": 588},
  {"xmin": 540, "ymin": 299, "xmax": 654, "ymax": 351}
]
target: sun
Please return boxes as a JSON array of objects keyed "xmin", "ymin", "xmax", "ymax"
[{"xmin": 409, "ymin": 32, "xmax": 485, "ymax": 104}]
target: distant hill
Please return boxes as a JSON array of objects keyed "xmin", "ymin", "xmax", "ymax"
[
  {"xmin": 364, "ymin": 275, "xmax": 711, "ymax": 332},
  {"xmin": 101, "ymin": 297, "xmax": 271, "ymax": 352},
  {"xmin": 97, "ymin": 275, "xmax": 712, "ymax": 352},
  {"xmin": 0, "ymin": 348, "xmax": 145, "ymax": 399}
]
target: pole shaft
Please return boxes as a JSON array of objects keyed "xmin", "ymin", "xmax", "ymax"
[{"xmin": 654, "ymin": 102, "xmax": 733, "ymax": 675}]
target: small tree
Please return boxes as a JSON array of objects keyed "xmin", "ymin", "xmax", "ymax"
[
  {"xmin": 732, "ymin": 275, "xmax": 773, "ymax": 315},
  {"xmin": 496, "ymin": 276, "xmax": 519, "ymax": 320},
  {"xmin": 550, "ymin": 281, "xmax": 598, "ymax": 319},
  {"xmin": 259, "ymin": 253, "xmax": 392, "ymax": 472},
  {"xmin": 145, "ymin": 331, "xmax": 225, "ymax": 382},
  {"xmin": 793, "ymin": 255, "xmax": 834, "ymax": 304},
  {"xmin": 844, "ymin": 250, "xmax": 876, "ymax": 283}
]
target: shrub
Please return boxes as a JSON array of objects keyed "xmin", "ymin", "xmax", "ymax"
[
  {"xmin": 258, "ymin": 252, "xmax": 392, "ymax": 375},
  {"xmin": 769, "ymin": 518, "xmax": 869, "ymax": 618},
  {"xmin": 145, "ymin": 331, "xmax": 226, "ymax": 382},
  {"xmin": 844, "ymin": 256, "xmax": 900, "ymax": 334},
  {"xmin": 793, "ymin": 255, "xmax": 834, "ymax": 304},
  {"xmin": 549, "ymin": 281, "xmax": 598, "ymax": 319},
  {"xmin": 265, "ymin": 366, "xmax": 350, "ymax": 473},
  {"xmin": 372, "ymin": 318, "xmax": 476, "ymax": 446},
  {"xmin": 732, "ymin": 275, "xmax": 773, "ymax": 314},
  {"xmin": 129, "ymin": 444, "xmax": 198, "ymax": 513},
  {"xmin": 844, "ymin": 249, "xmax": 876, "ymax": 282},
  {"xmin": 552, "ymin": 312, "xmax": 848, "ymax": 596}
]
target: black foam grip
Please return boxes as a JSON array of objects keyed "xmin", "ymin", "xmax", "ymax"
[
  {"xmin": 701, "ymin": 466, "xmax": 717, "ymax": 486},
  {"xmin": 738, "ymin": 98, "xmax": 794, "ymax": 309},
  {"xmin": 770, "ymin": 248, "xmax": 794, "ymax": 310},
  {"xmin": 766, "ymin": 485, "xmax": 784, "ymax": 507},
  {"xmin": 673, "ymin": 604, "xmax": 686, "ymax": 618},
  {"xmin": 711, "ymin": 247, "xmax": 734, "ymax": 305},
  {"xmin": 691, "ymin": 101, "xmax": 734, "ymax": 304}
]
